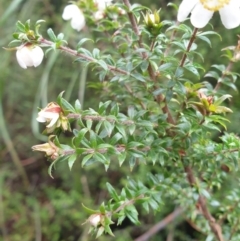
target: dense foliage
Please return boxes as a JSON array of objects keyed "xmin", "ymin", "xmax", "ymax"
[{"xmin": 2, "ymin": 0, "xmax": 240, "ymax": 241}]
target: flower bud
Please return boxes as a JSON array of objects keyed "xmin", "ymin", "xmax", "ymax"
[
  {"xmin": 60, "ymin": 114, "xmax": 71, "ymax": 132},
  {"xmin": 88, "ymin": 214, "xmax": 101, "ymax": 227},
  {"xmin": 143, "ymin": 10, "xmax": 162, "ymax": 36},
  {"xmin": 16, "ymin": 45, "xmax": 44, "ymax": 69},
  {"xmin": 32, "ymin": 136, "xmax": 60, "ymax": 160},
  {"xmin": 94, "ymin": 0, "xmax": 112, "ymax": 11}
]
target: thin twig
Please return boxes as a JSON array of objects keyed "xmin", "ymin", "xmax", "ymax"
[
  {"xmin": 40, "ymin": 38, "xmax": 130, "ymax": 76},
  {"xmin": 67, "ymin": 113, "xmax": 135, "ymax": 125},
  {"xmin": 134, "ymin": 207, "xmax": 183, "ymax": 241},
  {"xmin": 63, "ymin": 145, "xmax": 151, "ymax": 156},
  {"xmin": 179, "ymin": 28, "xmax": 198, "ymax": 67},
  {"xmin": 184, "ymin": 165, "xmax": 225, "ymax": 241},
  {"xmin": 112, "ymin": 194, "xmax": 144, "ymax": 214},
  {"xmin": 186, "ymin": 219, "xmax": 207, "ymax": 235}
]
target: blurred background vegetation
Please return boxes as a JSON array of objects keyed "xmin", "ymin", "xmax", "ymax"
[{"xmin": 1, "ymin": 0, "xmax": 240, "ymax": 240}]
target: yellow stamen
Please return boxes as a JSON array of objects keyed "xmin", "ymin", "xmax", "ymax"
[{"xmin": 200, "ymin": 0, "xmax": 230, "ymax": 11}]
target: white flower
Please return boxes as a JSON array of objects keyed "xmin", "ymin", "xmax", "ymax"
[
  {"xmin": 16, "ymin": 45, "xmax": 44, "ymax": 69},
  {"xmin": 177, "ymin": 0, "xmax": 240, "ymax": 29},
  {"xmin": 62, "ymin": 4, "xmax": 85, "ymax": 31},
  {"xmin": 94, "ymin": 0, "xmax": 112, "ymax": 11},
  {"xmin": 36, "ymin": 102, "xmax": 61, "ymax": 128},
  {"xmin": 94, "ymin": 10, "xmax": 105, "ymax": 20},
  {"xmin": 93, "ymin": 0, "xmax": 112, "ymax": 20}
]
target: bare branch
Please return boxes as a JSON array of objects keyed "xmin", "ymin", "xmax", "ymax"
[
  {"xmin": 134, "ymin": 207, "xmax": 183, "ymax": 241},
  {"xmin": 179, "ymin": 28, "xmax": 198, "ymax": 67},
  {"xmin": 40, "ymin": 38, "xmax": 130, "ymax": 75}
]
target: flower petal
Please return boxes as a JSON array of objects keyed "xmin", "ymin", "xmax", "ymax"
[
  {"xmin": 230, "ymin": 0, "xmax": 240, "ymax": 8},
  {"xmin": 95, "ymin": 0, "xmax": 112, "ymax": 11},
  {"xmin": 36, "ymin": 116, "xmax": 47, "ymax": 123},
  {"xmin": 16, "ymin": 50, "xmax": 27, "ymax": 69},
  {"xmin": 219, "ymin": 2, "xmax": 240, "ymax": 29},
  {"xmin": 62, "ymin": 4, "xmax": 80, "ymax": 20},
  {"xmin": 190, "ymin": 3, "xmax": 214, "ymax": 28},
  {"xmin": 94, "ymin": 10, "xmax": 104, "ymax": 20},
  {"xmin": 71, "ymin": 13, "xmax": 85, "ymax": 31},
  {"xmin": 16, "ymin": 47, "xmax": 34, "ymax": 68},
  {"xmin": 31, "ymin": 46, "xmax": 44, "ymax": 67},
  {"xmin": 177, "ymin": 0, "xmax": 198, "ymax": 22},
  {"xmin": 46, "ymin": 115, "xmax": 59, "ymax": 128},
  {"xmin": 39, "ymin": 111, "xmax": 59, "ymax": 120}
]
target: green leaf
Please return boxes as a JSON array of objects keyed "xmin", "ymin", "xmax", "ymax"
[
  {"xmin": 89, "ymin": 130, "xmax": 98, "ymax": 148},
  {"xmin": 94, "ymin": 152, "xmax": 109, "ymax": 167},
  {"xmin": 184, "ymin": 64, "xmax": 200, "ymax": 78},
  {"xmin": 75, "ymin": 99, "xmax": 82, "ymax": 113},
  {"xmin": 77, "ymin": 48, "xmax": 92, "ymax": 57},
  {"xmin": 118, "ymin": 152, "xmax": 127, "ymax": 166},
  {"xmin": 24, "ymin": 19, "xmax": 30, "ymax": 31},
  {"xmin": 82, "ymin": 154, "xmax": 93, "ymax": 167},
  {"xmin": 125, "ymin": 206, "xmax": 140, "ymax": 224},
  {"xmin": 53, "ymin": 135, "xmax": 61, "ymax": 147},
  {"xmin": 140, "ymin": 60, "xmax": 149, "ymax": 72},
  {"xmin": 165, "ymin": 89, "xmax": 173, "ymax": 102},
  {"xmin": 99, "ymin": 203, "xmax": 106, "ymax": 214},
  {"xmin": 96, "ymin": 227, "xmax": 105, "ymax": 238},
  {"xmin": 106, "ymin": 183, "xmax": 120, "ymax": 201},
  {"xmin": 77, "ymin": 38, "xmax": 94, "ymax": 49},
  {"xmin": 86, "ymin": 119, "xmax": 93, "ymax": 129},
  {"xmin": 110, "ymin": 133, "xmax": 122, "ymax": 145},
  {"xmin": 214, "ymin": 94, "xmax": 232, "ymax": 106},
  {"xmin": 61, "ymin": 98, "xmax": 76, "ymax": 113},
  {"xmin": 35, "ymin": 19, "xmax": 45, "ymax": 25},
  {"xmin": 16, "ymin": 21, "xmax": 25, "ymax": 32},
  {"xmin": 97, "ymin": 60, "xmax": 108, "ymax": 71},
  {"xmin": 110, "ymin": 104, "xmax": 119, "ymax": 116},
  {"xmin": 131, "ymin": 73, "xmax": 146, "ymax": 82},
  {"xmin": 103, "ymin": 121, "xmax": 114, "ymax": 137},
  {"xmin": 127, "ymin": 106, "xmax": 135, "ymax": 119},
  {"xmin": 82, "ymin": 203, "xmax": 99, "ymax": 214},
  {"xmin": 48, "ymin": 155, "xmax": 68, "ymax": 179},
  {"xmin": 74, "ymin": 128, "xmax": 89, "ymax": 146},
  {"xmin": 68, "ymin": 154, "xmax": 77, "ymax": 170},
  {"xmin": 92, "ymin": 48, "xmax": 100, "ymax": 59},
  {"xmin": 158, "ymin": 63, "xmax": 173, "ymax": 71},
  {"xmin": 57, "ymin": 33, "xmax": 64, "ymax": 40},
  {"xmin": 47, "ymin": 28, "xmax": 57, "ymax": 42},
  {"xmin": 212, "ymin": 64, "xmax": 225, "ymax": 72},
  {"xmin": 99, "ymin": 101, "xmax": 112, "ymax": 114},
  {"xmin": 148, "ymin": 198, "xmax": 160, "ymax": 211},
  {"xmin": 128, "ymin": 124, "xmax": 136, "ymax": 135},
  {"xmin": 129, "ymin": 156, "xmax": 136, "ymax": 171},
  {"xmin": 104, "ymin": 224, "xmax": 114, "ymax": 237},
  {"xmin": 116, "ymin": 124, "xmax": 127, "ymax": 139},
  {"xmin": 127, "ymin": 141, "xmax": 144, "ymax": 149},
  {"xmin": 174, "ymin": 67, "xmax": 184, "ymax": 78}
]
